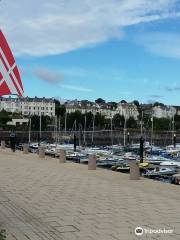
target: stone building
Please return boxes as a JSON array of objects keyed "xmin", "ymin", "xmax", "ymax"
[
  {"xmin": 116, "ymin": 103, "xmax": 139, "ymax": 120},
  {"xmin": 0, "ymin": 96, "xmax": 55, "ymax": 117}
]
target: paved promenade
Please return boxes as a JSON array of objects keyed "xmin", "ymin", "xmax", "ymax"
[{"xmin": 0, "ymin": 149, "xmax": 180, "ymax": 240}]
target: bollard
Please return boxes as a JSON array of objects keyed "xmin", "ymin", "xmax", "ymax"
[
  {"xmin": 23, "ymin": 144, "xmax": 29, "ymax": 154},
  {"xmin": 59, "ymin": 149, "xmax": 66, "ymax": 163},
  {"xmin": 1, "ymin": 140, "xmax": 5, "ymax": 150},
  {"xmin": 88, "ymin": 154, "xmax": 96, "ymax": 170},
  {"xmin": 38, "ymin": 146, "xmax": 45, "ymax": 159},
  {"xmin": 129, "ymin": 161, "xmax": 140, "ymax": 180}
]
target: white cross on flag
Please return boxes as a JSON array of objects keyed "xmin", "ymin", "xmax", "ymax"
[{"xmin": 0, "ymin": 30, "xmax": 24, "ymax": 96}]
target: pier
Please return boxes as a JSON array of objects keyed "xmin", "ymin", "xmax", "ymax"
[{"xmin": 0, "ymin": 149, "xmax": 180, "ymax": 239}]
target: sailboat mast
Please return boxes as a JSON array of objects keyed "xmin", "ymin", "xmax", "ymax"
[
  {"xmin": 172, "ymin": 112, "xmax": 175, "ymax": 145},
  {"xmin": 92, "ymin": 113, "xmax": 95, "ymax": 145},
  {"xmin": 111, "ymin": 115, "xmax": 113, "ymax": 148},
  {"xmin": 151, "ymin": 109, "xmax": 154, "ymax": 148},
  {"xmin": 123, "ymin": 115, "xmax": 126, "ymax": 146},
  {"xmin": 84, "ymin": 115, "xmax": 86, "ymax": 146},
  {"xmin": 65, "ymin": 112, "xmax": 67, "ymax": 137},
  {"xmin": 58, "ymin": 116, "xmax": 61, "ymax": 143},
  {"xmin": 141, "ymin": 111, "xmax": 143, "ymax": 136}
]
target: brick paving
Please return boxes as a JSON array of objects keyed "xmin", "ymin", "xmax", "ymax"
[{"xmin": 0, "ymin": 149, "xmax": 180, "ymax": 240}]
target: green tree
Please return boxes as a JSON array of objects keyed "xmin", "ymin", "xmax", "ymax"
[
  {"xmin": 153, "ymin": 102, "xmax": 165, "ymax": 107},
  {"xmin": 94, "ymin": 112, "xmax": 105, "ymax": 129},
  {"xmin": 95, "ymin": 98, "xmax": 106, "ymax": 105},
  {"xmin": 126, "ymin": 117, "xmax": 137, "ymax": 129},
  {"xmin": 66, "ymin": 111, "xmax": 83, "ymax": 130},
  {"xmin": 55, "ymin": 100, "xmax": 66, "ymax": 117},
  {"xmin": 143, "ymin": 114, "xmax": 152, "ymax": 130},
  {"xmin": 133, "ymin": 100, "xmax": 140, "ymax": 107},
  {"xmin": 31, "ymin": 115, "xmax": 52, "ymax": 131},
  {"xmin": 31, "ymin": 115, "xmax": 40, "ymax": 130},
  {"xmin": 153, "ymin": 117, "xmax": 171, "ymax": 131},
  {"xmin": 175, "ymin": 114, "xmax": 180, "ymax": 130},
  {"xmin": 107, "ymin": 102, "xmax": 117, "ymax": 110},
  {"xmin": 84, "ymin": 112, "xmax": 93, "ymax": 130},
  {"xmin": 0, "ymin": 110, "xmax": 11, "ymax": 128},
  {"xmin": 113, "ymin": 114, "xmax": 125, "ymax": 128},
  {"xmin": 0, "ymin": 230, "xmax": 6, "ymax": 240}
]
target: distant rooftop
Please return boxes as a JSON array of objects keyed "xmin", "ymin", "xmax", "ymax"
[{"xmin": 0, "ymin": 96, "xmax": 55, "ymax": 103}]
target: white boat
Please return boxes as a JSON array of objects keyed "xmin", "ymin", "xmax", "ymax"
[
  {"xmin": 145, "ymin": 155, "xmax": 171, "ymax": 164},
  {"xmin": 160, "ymin": 161, "xmax": 180, "ymax": 167},
  {"xmin": 144, "ymin": 167, "xmax": 177, "ymax": 177},
  {"xmin": 45, "ymin": 147, "xmax": 57, "ymax": 156}
]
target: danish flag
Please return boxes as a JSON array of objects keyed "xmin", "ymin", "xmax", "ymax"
[{"xmin": 0, "ymin": 30, "xmax": 24, "ymax": 96}]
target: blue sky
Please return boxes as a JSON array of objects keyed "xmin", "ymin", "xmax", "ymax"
[{"xmin": 1, "ymin": 0, "xmax": 180, "ymax": 105}]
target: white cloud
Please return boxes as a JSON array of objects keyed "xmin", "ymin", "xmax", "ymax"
[
  {"xmin": 61, "ymin": 84, "xmax": 94, "ymax": 93},
  {"xmin": 0, "ymin": 0, "xmax": 179, "ymax": 56},
  {"xmin": 135, "ymin": 32, "xmax": 180, "ymax": 59},
  {"xmin": 34, "ymin": 68, "xmax": 64, "ymax": 84}
]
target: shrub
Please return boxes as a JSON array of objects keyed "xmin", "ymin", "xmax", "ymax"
[{"xmin": 0, "ymin": 230, "xmax": 6, "ymax": 240}]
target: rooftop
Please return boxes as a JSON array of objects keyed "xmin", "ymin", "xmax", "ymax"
[{"xmin": 0, "ymin": 97, "xmax": 55, "ymax": 103}]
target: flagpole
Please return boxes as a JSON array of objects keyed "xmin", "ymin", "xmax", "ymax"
[{"xmin": 123, "ymin": 114, "xmax": 126, "ymax": 147}]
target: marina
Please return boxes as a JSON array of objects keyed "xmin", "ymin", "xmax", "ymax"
[{"xmin": 5, "ymin": 139, "xmax": 180, "ymax": 186}]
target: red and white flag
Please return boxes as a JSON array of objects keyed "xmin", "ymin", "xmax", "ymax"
[{"xmin": 0, "ymin": 30, "xmax": 24, "ymax": 96}]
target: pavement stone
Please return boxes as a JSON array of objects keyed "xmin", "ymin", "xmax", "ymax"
[{"xmin": 0, "ymin": 149, "xmax": 179, "ymax": 240}]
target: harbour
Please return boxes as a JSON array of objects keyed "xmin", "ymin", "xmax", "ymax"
[{"xmin": 3, "ymin": 135, "xmax": 180, "ymax": 186}]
